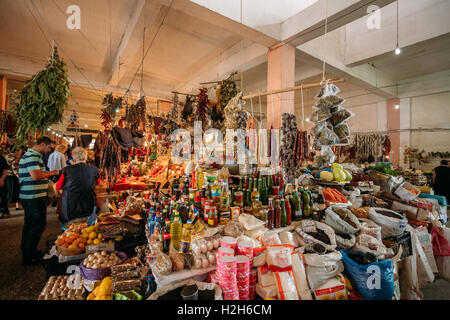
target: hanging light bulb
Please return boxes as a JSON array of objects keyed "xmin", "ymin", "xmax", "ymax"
[
  {"xmin": 306, "ymin": 118, "xmax": 310, "ymax": 122},
  {"xmin": 395, "ymin": 104, "xmax": 400, "ymax": 109},
  {"xmin": 85, "ymin": 124, "xmax": 88, "ymax": 128},
  {"xmin": 395, "ymin": 47, "xmax": 401, "ymax": 55}
]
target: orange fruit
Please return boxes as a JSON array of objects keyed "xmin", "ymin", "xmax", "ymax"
[{"xmin": 78, "ymin": 243, "xmax": 85, "ymax": 249}]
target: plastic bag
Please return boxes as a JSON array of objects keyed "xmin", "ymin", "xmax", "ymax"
[
  {"xmin": 310, "ymin": 107, "xmax": 331, "ymax": 122},
  {"xmin": 244, "ymin": 226, "xmax": 268, "ymax": 239},
  {"xmin": 315, "ymin": 96, "xmax": 344, "ymax": 109},
  {"xmin": 324, "ymin": 206, "xmax": 361, "ymax": 235},
  {"xmin": 316, "ymin": 126, "xmax": 339, "ymax": 146},
  {"xmin": 353, "ymin": 234, "xmax": 387, "ymax": 259},
  {"xmin": 303, "ymin": 251, "xmax": 344, "ymax": 290},
  {"xmin": 224, "ymin": 220, "xmax": 245, "ymax": 238},
  {"xmin": 340, "ymin": 249, "xmax": 394, "ymax": 300},
  {"xmin": 152, "ymin": 252, "xmax": 172, "ymax": 276},
  {"xmin": 253, "ymin": 247, "xmax": 267, "ymax": 267},
  {"xmin": 279, "ymin": 231, "xmax": 300, "ymax": 248},
  {"xmin": 291, "ymin": 252, "xmax": 313, "ymax": 300},
  {"xmin": 407, "ymin": 225, "xmax": 434, "ymax": 287},
  {"xmin": 261, "ymin": 231, "xmax": 282, "ymax": 246},
  {"xmin": 333, "ymin": 123, "xmax": 350, "ymax": 141},
  {"xmin": 239, "ymin": 213, "xmax": 266, "ymax": 231},
  {"xmin": 316, "ymin": 83, "xmax": 340, "ymax": 98},
  {"xmin": 266, "ymin": 245, "xmax": 294, "ymax": 272},
  {"xmin": 169, "ymin": 245, "xmax": 185, "ymax": 272},
  {"xmin": 330, "ymin": 108, "xmax": 353, "ymax": 127},
  {"xmin": 431, "ymin": 226, "xmax": 450, "ymax": 281},
  {"xmin": 273, "ymin": 271, "xmax": 299, "ymax": 300},
  {"xmin": 368, "ymin": 208, "xmax": 408, "ymax": 239}
]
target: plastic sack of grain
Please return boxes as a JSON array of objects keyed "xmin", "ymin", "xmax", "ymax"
[
  {"xmin": 273, "ymin": 271, "xmax": 299, "ymax": 300},
  {"xmin": 279, "ymin": 231, "xmax": 299, "ymax": 248},
  {"xmin": 368, "ymin": 207, "xmax": 407, "ymax": 239},
  {"xmin": 353, "ymin": 234, "xmax": 387, "ymax": 259},
  {"xmin": 266, "ymin": 244, "xmax": 294, "ymax": 272},
  {"xmin": 303, "ymin": 251, "xmax": 344, "ymax": 290},
  {"xmin": 295, "ymin": 220, "xmax": 337, "ymax": 252},
  {"xmin": 261, "ymin": 231, "xmax": 282, "ymax": 246},
  {"xmin": 291, "ymin": 252, "xmax": 313, "ymax": 300},
  {"xmin": 253, "ymin": 247, "xmax": 267, "ymax": 267},
  {"xmin": 324, "ymin": 206, "xmax": 361, "ymax": 235},
  {"xmin": 239, "ymin": 213, "xmax": 266, "ymax": 231},
  {"xmin": 359, "ymin": 218, "xmax": 382, "ymax": 241}
]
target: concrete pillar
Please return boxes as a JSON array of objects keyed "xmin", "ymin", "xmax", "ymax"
[
  {"xmin": 386, "ymin": 98, "xmax": 400, "ymax": 166},
  {"xmin": 267, "ymin": 44, "xmax": 295, "ymax": 129}
]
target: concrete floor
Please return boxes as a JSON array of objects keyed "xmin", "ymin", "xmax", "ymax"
[{"xmin": 0, "ymin": 207, "xmax": 448, "ymax": 300}]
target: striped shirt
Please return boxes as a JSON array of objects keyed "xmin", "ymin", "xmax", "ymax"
[{"xmin": 19, "ymin": 149, "xmax": 48, "ymax": 199}]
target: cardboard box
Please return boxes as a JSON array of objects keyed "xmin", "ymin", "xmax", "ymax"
[{"xmin": 86, "ymin": 242, "xmax": 115, "ymax": 254}]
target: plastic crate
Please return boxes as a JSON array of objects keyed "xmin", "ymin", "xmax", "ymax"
[{"xmin": 384, "ymin": 231, "xmax": 413, "ymax": 260}]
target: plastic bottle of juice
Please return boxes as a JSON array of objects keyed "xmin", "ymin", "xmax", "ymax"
[{"xmin": 180, "ymin": 219, "xmax": 194, "ymax": 253}]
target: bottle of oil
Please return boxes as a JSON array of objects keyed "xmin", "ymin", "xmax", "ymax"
[
  {"xmin": 180, "ymin": 219, "xmax": 194, "ymax": 253},
  {"xmin": 170, "ymin": 214, "xmax": 182, "ymax": 251}
]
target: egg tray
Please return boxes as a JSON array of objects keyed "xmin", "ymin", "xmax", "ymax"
[{"xmin": 38, "ymin": 275, "xmax": 86, "ymax": 300}]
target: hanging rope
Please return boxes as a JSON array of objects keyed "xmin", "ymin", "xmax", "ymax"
[
  {"xmin": 258, "ymin": 93, "xmax": 263, "ymax": 128},
  {"xmin": 301, "ymin": 84, "xmax": 305, "ymax": 129},
  {"xmin": 321, "ymin": 0, "xmax": 329, "ymax": 84},
  {"xmin": 250, "ymin": 97, "xmax": 254, "ymax": 120}
]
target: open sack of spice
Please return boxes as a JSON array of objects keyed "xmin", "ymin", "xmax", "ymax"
[
  {"xmin": 295, "ymin": 220, "xmax": 337, "ymax": 253},
  {"xmin": 324, "ymin": 206, "xmax": 361, "ymax": 235}
]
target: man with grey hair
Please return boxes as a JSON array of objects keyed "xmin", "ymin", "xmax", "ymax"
[{"xmin": 55, "ymin": 147, "xmax": 100, "ymax": 223}]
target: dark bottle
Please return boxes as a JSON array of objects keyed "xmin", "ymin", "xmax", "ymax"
[
  {"xmin": 278, "ymin": 170, "xmax": 285, "ymax": 194},
  {"xmin": 302, "ymin": 190, "xmax": 311, "ymax": 219},
  {"xmin": 260, "ymin": 176, "xmax": 269, "ymax": 206},
  {"xmin": 285, "ymin": 196, "xmax": 292, "ymax": 226},
  {"xmin": 248, "ymin": 178, "xmax": 254, "ymax": 197},
  {"xmin": 163, "ymin": 219, "xmax": 171, "ymax": 253},
  {"xmin": 280, "ymin": 198, "xmax": 287, "ymax": 227},
  {"xmin": 267, "ymin": 197, "xmax": 274, "ymax": 230},
  {"xmin": 238, "ymin": 177, "xmax": 243, "ymax": 192},
  {"xmin": 267, "ymin": 171, "xmax": 274, "ymax": 195},
  {"xmin": 243, "ymin": 176, "xmax": 249, "ymax": 190},
  {"xmin": 274, "ymin": 199, "xmax": 282, "ymax": 229},
  {"xmin": 291, "ymin": 191, "xmax": 303, "ymax": 221}
]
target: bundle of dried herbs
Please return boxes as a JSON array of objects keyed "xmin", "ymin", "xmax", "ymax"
[
  {"xmin": 100, "ymin": 133, "xmax": 121, "ymax": 184},
  {"xmin": 14, "ymin": 47, "xmax": 71, "ymax": 147},
  {"xmin": 127, "ymin": 96, "xmax": 146, "ymax": 130},
  {"xmin": 101, "ymin": 93, "xmax": 123, "ymax": 131},
  {"xmin": 167, "ymin": 94, "xmax": 179, "ymax": 124},
  {"xmin": 196, "ymin": 88, "xmax": 209, "ymax": 128},
  {"xmin": 182, "ymin": 95, "xmax": 194, "ymax": 119}
]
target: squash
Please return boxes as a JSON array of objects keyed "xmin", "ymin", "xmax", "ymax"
[{"xmin": 320, "ymin": 171, "xmax": 334, "ymax": 182}]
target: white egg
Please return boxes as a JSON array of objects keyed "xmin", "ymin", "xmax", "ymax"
[
  {"xmin": 206, "ymin": 241, "xmax": 214, "ymax": 252},
  {"xmin": 194, "ymin": 259, "xmax": 202, "ymax": 269},
  {"xmin": 92, "ymin": 263, "xmax": 99, "ymax": 269},
  {"xmin": 192, "ymin": 246, "xmax": 201, "ymax": 256},
  {"xmin": 208, "ymin": 253, "xmax": 216, "ymax": 264},
  {"xmin": 88, "ymin": 255, "xmax": 95, "ymax": 262},
  {"xmin": 101, "ymin": 250, "xmax": 107, "ymax": 256},
  {"xmin": 213, "ymin": 239, "xmax": 219, "ymax": 249},
  {"xmin": 200, "ymin": 243, "xmax": 207, "ymax": 253}
]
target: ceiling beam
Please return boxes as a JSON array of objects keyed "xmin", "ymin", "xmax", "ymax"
[
  {"xmin": 108, "ymin": 0, "xmax": 147, "ymax": 87},
  {"xmin": 281, "ymin": 0, "xmax": 396, "ymax": 47}
]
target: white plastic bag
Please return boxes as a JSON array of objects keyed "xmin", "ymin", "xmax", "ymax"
[
  {"xmin": 407, "ymin": 226, "xmax": 435, "ymax": 287},
  {"xmin": 324, "ymin": 206, "xmax": 361, "ymax": 235},
  {"xmin": 239, "ymin": 213, "xmax": 266, "ymax": 231},
  {"xmin": 279, "ymin": 231, "xmax": 299, "ymax": 248},
  {"xmin": 433, "ymin": 226, "xmax": 450, "ymax": 281},
  {"xmin": 273, "ymin": 271, "xmax": 299, "ymax": 300},
  {"xmin": 335, "ymin": 233, "xmax": 356, "ymax": 250},
  {"xmin": 359, "ymin": 218, "xmax": 382, "ymax": 241},
  {"xmin": 368, "ymin": 207, "xmax": 408, "ymax": 239},
  {"xmin": 303, "ymin": 251, "xmax": 344, "ymax": 290},
  {"xmin": 261, "ymin": 231, "xmax": 282, "ymax": 246},
  {"xmin": 291, "ymin": 252, "xmax": 313, "ymax": 300},
  {"xmin": 266, "ymin": 245, "xmax": 294, "ymax": 271}
]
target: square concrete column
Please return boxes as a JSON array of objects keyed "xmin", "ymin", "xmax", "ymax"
[
  {"xmin": 387, "ymin": 98, "xmax": 400, "ymax": 166},
  {"xmin": 267, "ymin": 44, "xmax": 295, "ymax": 129}
]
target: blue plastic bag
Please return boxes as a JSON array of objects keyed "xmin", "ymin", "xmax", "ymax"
[{"xmin": 340, "ymin": 249, "xmax": 394, "ymax": 300}]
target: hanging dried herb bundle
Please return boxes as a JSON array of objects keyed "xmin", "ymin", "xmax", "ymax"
[
  {"xmin": 127, "ymin": 96, "xmax": 146, "ymax": 129},
  {"xmin": 167, "ymin": 94, "xmax": 179, "ymax": 124},
  {"xmin": 101, "ymin": 93, "xmax": 122, "ymax": 131},
  {"xmin": 182, "ymin": 95, "xmax": 194, "ymax": 119},
  {"xmin": 14, "ymin": 47, "xmax": 71, "ymax": 147},
  {"xmin": 196, "ymin": 88, "xmax": 209, "ymax": 125},
  {"xmin": 93, "ymin": 131, "xmax": 105, "ymax": 155},
  {"xmin": 100, "ymin": 133, "xmax": 121, "ymax": 184},
  {"xmin": 219, "ymin": 78, "xmax": 238, "ymax": 111}
]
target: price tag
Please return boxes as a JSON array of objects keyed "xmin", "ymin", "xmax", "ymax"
[{"xmin": 302, "ymin": 220, "xmax": 317, "ymax": 233}]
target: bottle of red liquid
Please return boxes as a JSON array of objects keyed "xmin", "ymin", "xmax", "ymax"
[
  {"xmin": 267, "ymin": 197, "xmax": 274, "ymax": 230},
  {"xmin": 285, "ymin": 195, "xmax": 292, "ymax": 226},
  {"xmin": 278, "ymin": 170, "xmax": 285, "ymax": 194},
  {"xmin": 274, "ymin": 199, "xmax": 282, "ymax": 229}
]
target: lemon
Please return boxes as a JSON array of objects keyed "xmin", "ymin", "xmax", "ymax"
[
  {"xmin": 86, "ymin": 226, "xmax": 94, "ymax": 233},
  {"xmin": 81, "ymin": 233, "xmax": 89, "ymax": 239},
  {"xmin": 97, "ymin": 233, "xmax": 102, "ymax": 239},
  {"xmin": 89, "ymin": 232, "xmax": 97, "ymax": 239},
  {"xmin": 93, "ymin": 238, "xmax": 101, "ymax": 245},
  {"xmin": 87, "ymin": 239, "xmax": 93, "ymax": 245}
]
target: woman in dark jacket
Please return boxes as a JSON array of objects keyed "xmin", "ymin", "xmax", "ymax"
[{"xmin": 56, "ymin": 147, "xmax": 100, "ymax": 224}]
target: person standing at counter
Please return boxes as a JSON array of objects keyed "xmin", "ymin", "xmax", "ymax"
[
  {"xmin": 19, "ymin": 137, "xmax": 59, "ymax": 265},
  {"xmin": 433, "ymin": 159, "xmax": 450, "ymax": 203},
  {"xmin": 56, "ymin": 147, "xmax": 100, "ymax": 224}
]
